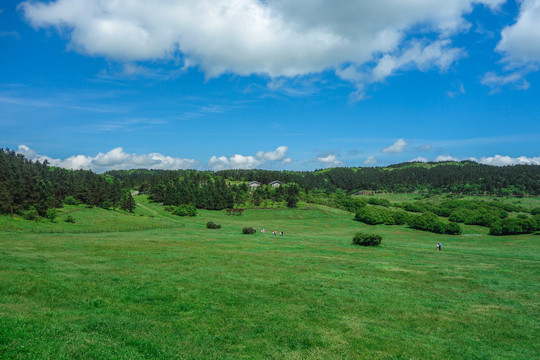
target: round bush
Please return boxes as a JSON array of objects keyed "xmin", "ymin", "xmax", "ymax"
[
  {"xmin": 242, "ymin": 227, "xmax": 256, "ymax": 234},
  {"xmin": 352, "ymin": 232, "xmax": 382, "ymax": 246},
  {"xmin": 65, "ymin": 215, "xmax": 76, "ymax": 223},
  {"xmin": 207, "ymin": 221, "xmax": 221, "ymax": 229}
]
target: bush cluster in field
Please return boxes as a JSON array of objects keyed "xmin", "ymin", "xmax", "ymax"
[
  {"xmin": 165, "ymin": 204, "xmax": 197, "ymax": 217},
  {"xmin": 354, "ymin": 207, "xmax": 408, "ymax": 225},
  {"xmin": 352, "ymin": 232, "xmax": 382, "ymax": 246},
  {"xmin": 206, "ymin": 221, "xmax": 221, "ymax": 229},
  {"xmin": 242, "ymin": 227, "xmax": 256, "ymax": 234},
  {"xmin": 386, "ymin": 198, "xmax": 538, "ymax": 236},
  {"xmin": 408, "ymin": 212, "xmax": 462, "ymax": 235},
  {"xmin": 489, "ymin": 217, "xmax": 537, "ymax": 235}
]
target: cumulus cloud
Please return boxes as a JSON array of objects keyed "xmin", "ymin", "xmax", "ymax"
[
  {"xmin": 209, "ymin": 146, "xmax": 291, "ymax": 170},
  {"xmin": 497, "ymin": 0, "xmax": 540, "ymax": 65},
  {"xmin": 363, "ymin": 156, "xmax": 378, "ymax": 166},
  {"xmin": 482, "ymin": 0, "xmax": 540, "ymax": 90},
  {"xmin": 407, "ymin": 154, "xmax": 540, "ymax": 165},
  {"xmin": 382, "ymin": 138, "xmax": 408, "ymax": 154},
  {"xmin": 409, "ymin": 156, "xmax": 429, "ymax": 162},
  {"xmin": 16, "ymin": 145, "xmax": 198, "ymax": 172},
  {"xmin": 435, "ymin": 155, "xmax": 460, "ymax": 162},
  {"xmin": 208, "ymin": 154, "xmax": 263, "ymax": 170},
  {"xmin": 255, "ymin": 146, "xmax": 288, "ymax": 161},
  {"xmin": 315, "ymin": 153, "xmax": 344, "ymax": 167},
  {"xmin": 20, "ymin": 0, "xmax": 502, "ymax": 91},
  {"xmin": 471, "ymin": 154, "xmax": 540, "ymax": 166}
]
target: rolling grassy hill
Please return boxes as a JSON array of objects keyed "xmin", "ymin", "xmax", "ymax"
[{"xmin": 0, "ymin": 195, "xmax": 538, "ymax": 359}]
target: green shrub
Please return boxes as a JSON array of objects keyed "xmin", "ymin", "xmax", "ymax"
[
  {"xmin": 172, "ymin": 204, "xmax": 197, "ymax": 217},
  {"xmin": 355, "ymin": 207, "xmax": 408, "ymax": 225},
  {"xmin": 63, "ymin": 196, "xmax": 80, "ymax": 205},
  {"xmin": 164, "ymin": 205, "xmax": 175, "ymax": 213},
  {"xmin": 45, "ymin": 208, "xmax": 58, "ymax": 222},
  {"xmin": 207, "ymin": 221, "xmax": 221, "ymax": 229},
  {"xmin": 23, "ymin": 207, "xmax": 40, "ymax": 221},
  {"xmin": 489, "ymin": 217, "xmax": 537, "ymax": 235},
  {"xmin": 242, "ymin": 227, "xmax": 256, "ymax": 234},
  {"xmin": 367, "ymin": 198, "xmax": 391, "ymax": 207},
  {"xmin": 101, "ymin": 201, "xmax": 112, "ymax": 209},
  {"xmin": 352, "ymin": 232, "xmax": 382, "ymax": 246},
  {"xmin": 444, "ymin": 222, "xmax": 462, "ymax": 235},
  {"xmin": 65, "ymin": 215, "xmax": 76, "ymax": 223},
  {"xmin": 408, "ymin": 212, "xmax": 462, "ymax": 235},
  {"xmin": 355, "ymin": 207, "xmax": 385, "ymax": 225},
  {"xmin": 399, "ymin": 202, "xmax": 428, "ymax": 213}
]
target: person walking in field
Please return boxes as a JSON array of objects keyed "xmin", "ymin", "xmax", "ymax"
[{"xmin": 436, "ymin": 242, "xmax": 442, "ymax": 251}]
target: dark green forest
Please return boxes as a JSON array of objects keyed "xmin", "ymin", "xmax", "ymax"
[
  {"xmin": 1, "ymin": 147, "xmax": 539, "ymax": 220},
  {"xmin": 108, "ymin": 161, "xmax": 540, "ymax": 196},
  {"xmin": 0, "ymin": 149, "xmax": 135, "ymax": 218}
]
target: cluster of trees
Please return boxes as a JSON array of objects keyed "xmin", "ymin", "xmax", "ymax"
[
  {"xmin": 146, "ymin": 171, "xmax": 302, "ymax": 210},
  {"xmin": 489, "ymin": 216, "xmax": 538, "ymax": 235},
  {"xmin": 354, "ymin": 197, "xmax": 538, "ymax": 236},
  {"xmin": 354, "ymin": 206, "xmax": 462, "ymax": 235},
  {"xmin": 354, "ymin": 207, "xmax": 408, "ymax": 225},
  {"xmin": 0, "ymin": 148, "xmax": 135, "ymax": 218},
  {"xmin": 407, "ymin": 212, "xmax": 462, "ymax": 235},
  {"xmin": 148, "ymin": 173, "xmax": 234, "ymax": 210}
]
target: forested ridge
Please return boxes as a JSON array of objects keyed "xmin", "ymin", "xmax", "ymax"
[
  {"xmin": 109, "ymin": 161, "xmax": 540, "ymax": 196},
  {"xmin": 0, "ymin": 149, "xmax": 135, "ymax": 217},
  {"xmin": 1, "ymin": 147, "xmax": 539, "ymax": 219}
]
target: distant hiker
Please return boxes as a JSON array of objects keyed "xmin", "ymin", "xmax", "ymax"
[
  {"xmin": 280, "ymin": 231, "xmax": 283, "ymax": 236},
  {"xmin": 273, "ymin": 230, "xmax": 277, "ymax": 236},
  {"xmin": 437, "ymin": 242, "xmax": 442, "ymax": 251}
]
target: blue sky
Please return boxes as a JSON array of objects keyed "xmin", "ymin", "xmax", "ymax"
[{"xmin": 1, "ymin": 0, "xmax": 539, "ymax": 172}]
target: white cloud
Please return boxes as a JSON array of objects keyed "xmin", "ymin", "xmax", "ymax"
[
  {"xmin": 382, "ymin": 138, "xmax": 408, "ymax": 154},
  {"xmin": 281, "ymin": 158, "xmax": 293, "ymax": 165},
  {"xmin": 363, "ymin": 156, "xmax": 378, "ymax": 166},
  {"xmin": 417, "ymin": 144, "xmax": 433, "ymax": 152},
  {"xmin": 209, "ymin": 146, "xmax": 291, "ymax": 170},
  {"xmin": 370, "ymin": 39, "xmax": 465, "ymax": 82},
  {"xmin": 482, "ymin": 0, "xmax": 540, "ymax": 91},
  {"xmin": 20, "ymin": 0, "xmax": 502, "ymax": 91},
  {"xmin": 208, "ymin": 154, "xmax": 263, "ymax": 170},
  {"xmin": 409, "ymin": 156, "xmax": 429, "ymax": 162},
  {"xmin": 431, "ymin": 154, "xmax": 540, "ymax": 166},
  {"xmin": 471, "ymin": 154, "xmax": 540, "ymax": 166},
  {"xmin": 435, "ymin": 155, "xmax": 459, "ymax": 162},
  {"xmin": 316, "ymin": 154, "xmax": 344, "ymax": 167},
  {"xmin": 481, "ymin": 70, "xmax": 531, "ymax": 91},
  {"xmin": 496, "ymin": 0, "xmax": 540, "ymax": 65},
  {"xmin": 255, "ymin": 146, "xmax": 288, "ymax": 161},
  {"xmin": 16, "ymin": 145, "xmax": 198, "ymax": 172}
]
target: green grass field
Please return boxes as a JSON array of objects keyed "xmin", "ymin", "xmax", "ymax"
[{"xmin": 0, "ymin": 196, "xmax": 538, "ymax": 359}]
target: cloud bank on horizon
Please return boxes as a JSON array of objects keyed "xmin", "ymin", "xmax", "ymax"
[
  {"xmin": 15, "ymin": 145, "xmax": 295, "ymax": 172},
  {"xmin": 15, "ymin": 145, "xmax": 540, "ymax": 173},
  {"xmin": 19, "ymin": 0, "xmax": 540, "ymax": 96}
]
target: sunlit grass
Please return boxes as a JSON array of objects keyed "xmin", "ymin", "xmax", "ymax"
[{"xmin": 0, "ymin": 196, "xmax": 538, "ymax": 359}]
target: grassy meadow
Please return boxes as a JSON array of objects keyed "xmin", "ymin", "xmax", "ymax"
[{"xmin": 0, "ymin": 195, "xmax": 538, "ymax": 359}]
